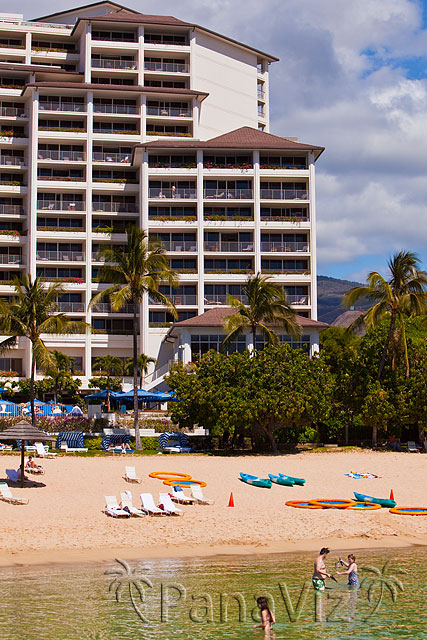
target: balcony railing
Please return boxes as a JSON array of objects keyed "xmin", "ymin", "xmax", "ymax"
[
  {"xmin": 260, "ymin": 242, "xmax": 309, "ymax": 252},
  {"xmin": 0, "ymin": 204, "xmax": 24, "ymax": 215},
  {"xmin": 260, "ymin": 189, "xmax": 308, "ymax": 200},
  {"xmin": 204, "ymin": 294, "xmax": 246, "ymax": 305},
  {"xmin": 0, "ymin": 254, "xmax": 21, "ymax": 264},
  {"xmin": 262, "ymin": 268, "xmax": 309, "ymax": 275},
  {"xmin": 37, "ymin": 226, "xmax": 85, "ymax": 233},
  {"xmin": 57, "ymin": 302, "xmax": 85, "ymax": 313},
  {"xmin": 38, "ymin": 150, "xmax": 86, "ymax": 162},
  {"xmin": 38, "ymin": 175, "xmax": 85, "ymax": 182},
  {"xmin": 204, "ymin": 241, "xmax": 254, "ymax": 252},
  {"xmin": 286, "ymin": 295, "xmax": 309, "ymax": 305},
  {"xmin": 144, "ymin": 61, "xmax": 189, "ymax": 73},
  {"xmin": 37, "ymin": 200, "xmax": 85, "ymax": 211},
  {"xmin": 260, "ymin": 213, "xmax": 309, "ymax": 222},
  {"xmin": 93, "ymin": 127, "xmax": 138, "ymax": 135},
  {"xmin": 93, "ymin": 104, "xmax": 139, "ymax": 115},
  {"xmin": 39, "ymin": 126, "xmax": 86, "ymax": 133},
  {"xmin": 160, "ymin": 240, "xmax": 197, "ymax": 252},
  {"xmin": 91, "ymin": 302, "xmax": 134, "ymax": 313},
  {"xmin": 148, "ymin": 188, "xmax": 196, "ymax": 199},
  {"xmin": 204, "ymin": 267, "xmax": 253, "ymax": 274},
  {"xmin": 92, "ymin": 152, "xmax": 131, "ymax": 163},
  {"xmin": 36, "ymin": 251, "xmax": 85, "ymax": 262},
  {"xmin": 92, "ymin": 34, "xmax": 137, "ymax": 43},
  {"xmin": 91, "ymin": 58, "xmax": 137, "ymax": 70},
  {"xmin": 0, "ymin": 155, "xmax": 25, "ymax": 166},
  {"xmin": 204, "ymin": 189, "xmax": 253, "ymax": 200},
  {"xmin": 39, "ymin": 102, "xmax": 85, "ymax": 113},
  {"xmin": 0, "ymin": 107, "xmax": 26, "ymax": 118},
  {"xmin": 257, "ymin": 88, "xmax": 265, "ymax": 99},
  {"xmin": 92, "ymin": 202, "xmax": 137, "ymax": 213},
  {"xmin": 150, "ymin": 294, "xmax": 197, "ymax": 305},
  {"xmin": 147, "ymin": 106, "xmax": 192, "ymax": 117}
]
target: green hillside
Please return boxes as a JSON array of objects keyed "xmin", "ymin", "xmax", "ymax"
[{"xmin": 317, "ymin": 275, "xmax": 369, "ymax": 323}]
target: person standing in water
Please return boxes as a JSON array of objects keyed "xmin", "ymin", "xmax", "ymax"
[
  {"xmin": 337, "ymin": 553, "xmax": 359, "ymax": 587},
  {"xmin": 253, "ymin": 597, "xmax": 276, "ymax": 631},
  {"xmin": 312, "ymin": 547, "xmax": 333, "ymax": 591}
]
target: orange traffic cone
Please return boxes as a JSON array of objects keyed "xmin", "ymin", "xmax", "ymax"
[
  {"xmin": 390, "ymin": 489, "xmax": 394, "ymax": 501},
  {"xmin": 228, "ymin": 492, "xmax": 234, "ymax": 507}
]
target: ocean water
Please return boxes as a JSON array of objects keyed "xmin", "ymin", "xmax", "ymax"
[{"xmin": 0, "ymin": 547, "xmax": 426, "ymax": 639}]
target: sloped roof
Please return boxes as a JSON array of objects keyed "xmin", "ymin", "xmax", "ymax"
[
  {"xmin": 22, "ymin": 82, "xmax": 208, "ymax": 99},
  {"xmin": 32, "ymin": 1, "xmax": 140, "ymax": 21},
  {"xmin": 330, "ymin": 310, "xmax": 365, "ymax": 336},
  {"xmin": 0, "ymin": 63, "xmax": 82, "ymax": 76},
  {"xmin": 141, "ymin": 126, "xmax": 324, "ymax": 156},
  {"xmin": 82, "ymin": 11, "xmax": 190, "ymax": 26},
  {"xmin": 173, "ymin": 306, "xmax": 328, "ymax": 329}
]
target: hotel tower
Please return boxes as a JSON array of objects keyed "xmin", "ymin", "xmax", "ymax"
[{"xmin": 0, "ymin": 1, "xmax": 325, "ymax": 390}]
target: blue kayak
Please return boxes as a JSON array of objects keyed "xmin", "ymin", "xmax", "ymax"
[
  {"xmin": 354, "ymin": 491, "xmax": 396, "ymax": 508},
  {"xmin": 240, "ymin": 473, "xmax": 272, "ymax": 488},
  {"xmin": 279, "ymin": 473, "xmax": 305, "ymax": 486},
  {"xmin": 268, "ymin": 474, "xmax": 295, "ymax": 486}
]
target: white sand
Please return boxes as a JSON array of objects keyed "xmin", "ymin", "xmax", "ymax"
[{"xmin": 0, "ymin": 450, "xmax": 426, "ymax": 567}]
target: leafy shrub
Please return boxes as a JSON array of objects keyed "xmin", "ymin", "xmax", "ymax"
[
  {"xmin": 85, "ymin": 436, "xmax": 102, "ymax": 450},
  {"xmin": 141, "ymin": 437, "xmax": 159, "ymax": 451}
]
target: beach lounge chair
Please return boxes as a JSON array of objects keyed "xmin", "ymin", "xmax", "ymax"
[
  {"xmin": 140, "ymin": 493, "xmax": 166, "ymax": 516},
  {"xmin": 60, "ymin": 442, "xmax": 88, "ymax": 453},
  {"xmin": 104, "ymin": 495, "xmax": 130, "ymax": 518},
  {"xmin": 6, "ymin": 469, "xmax": 22, "ymax": 483},
  {"xmin": 159, "ymin": 492, "xmax": 183, "ymax": 516},
  {"xmin": 407, "ymin": 441, "xmax": 421, "ymax": 453},
  {"xmin": 191, "ymin": 485, "xmax": 214, "ymax": 505},
  {"xmin": 120, "ymin": 491, "xmax": 145, "ymax": 517},
  {"xmin": 124, "ymin": 466, "xmax": 141, "ymax": 483},
  {"xmin": 170, "ymin": 485, "xmax": 195, "ymax": 504},
  {"xmin": 35, "ymin": 442, "xmax": 57, "ymax": 458},
  {"xmin": 0, "ymin": 483, "xmax": 28, "ymax": 505}
]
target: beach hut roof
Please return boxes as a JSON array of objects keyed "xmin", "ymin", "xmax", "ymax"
[{"xmin": 0, "ymin": 420, "xmax": 55, "ymax": 441}]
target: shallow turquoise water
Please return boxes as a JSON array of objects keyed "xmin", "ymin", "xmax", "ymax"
[{"xmin": 0, "ymin": 548, "xmax": 426, "ymax": 639}]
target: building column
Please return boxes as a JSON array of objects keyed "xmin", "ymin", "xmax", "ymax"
[
  {"xmin": 140, "ymin": 94, "xmax": 146, "ymax": 142},
  {"xmin": 141, "ymin": 152, "xmax": 149, "ymax": 355},
  {"xmin": 25, "ymin": 32, "xmax": 31, "ymax": 65},
  {"xmin": 196, "ymin": 149, "xmax": 204, "ymax": 313},
  {"xmin": 308, "ymin": 152, "xmax": 317, "ymax": 320},
  {"xmin": 192, "ymin": 98, "xmax": 199, "ymax": 139},
  {"xmin": 137, "ymin": 26, "xmax": 144, "ymax": 86},
  {"xmin": 84, "ymin": 23, "xmax": 92, "ymax": 83},
  {"xmin": 180, "ymin": 330, "xmax": 192, "ymax": 364},
  {"xmin": 28, "ymin": 88, "xmax": 38, "ymax": 279},
  {"xmin": 253, "ymin": 150, "xmax": 261, "ymax": 274},
  {"xmin": 84, "ymin": 92, "xmax": 93, "ymax": 379}
]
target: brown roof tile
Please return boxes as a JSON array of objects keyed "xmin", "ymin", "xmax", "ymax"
[
  {"xmin": 32, "ymin": 1, "xmax": 140, "ymax": 21},
  {"xmin": 84, "ymin": 12, "xmax": 190, "ymax": 26},
  {"xmin": 23, "ymin": 81, "xmax": 208, "ymax": 99},
  {"xmin": 172, "ymin": 306, "xmax": 328, "ymax": 329},
  {"xmin": 141, "ymin": 126, "xmax": 324, "ymax": 154}
]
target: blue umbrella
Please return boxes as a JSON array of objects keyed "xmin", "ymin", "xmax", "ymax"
[
  {"xmin": 25, "ymin": 399, "xmax": 47, "ymax": 406},
  {"xmin": 0, "ymin": 387, "xmax": 8, "ymax": 393},
  {"xmin": 116, "ymin": 389, "xmax": 163, "ymax": 403},
  {"xmin": 84, "ymin": 390, "xmax": 119, "ymax": 401}
]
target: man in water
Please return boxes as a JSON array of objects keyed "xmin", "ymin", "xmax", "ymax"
[{"xmin": 312, "ymin": 547, "xmax": 332, "ymax": 591}]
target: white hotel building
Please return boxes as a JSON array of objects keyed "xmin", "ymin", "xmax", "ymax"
[{"xmin": 0, "ymin": 1, "xmax": 326, "ymax": 390}]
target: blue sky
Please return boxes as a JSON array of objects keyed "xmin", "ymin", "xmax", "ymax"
[{"xmin": 20, "ymin": 0, "xmax": 427, "ymax": 281}]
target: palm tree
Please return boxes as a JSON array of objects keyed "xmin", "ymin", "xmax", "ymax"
[
  {"xmin": 0, "ymin": 274, "xmax": 89, "ymax": 425},
  {"xmin": 125, "ymin": 353, "xmax": 157, "ymax": 389},
  {"xmin": 343, "ymin": 251, "xmax": 427, "ymax": 379},
  {"xmin": 89, "ymin": 227, "xmax": 178, "ymax": 449},
  {"xmin": 92, "ymin": 355, "xmax": 124, "ymax": 411},
  {"xmin": 222, "ymin": 273, "xmax": 300, "ymax": 350},
  {"xmin": 44, "ymin": 350, "xmax": 75, "ymax": 404}
]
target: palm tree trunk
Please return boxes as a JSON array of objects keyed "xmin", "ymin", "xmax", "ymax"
[
  {"xmin": 377, "ymin": 312, "xmax": 396, "ymax": 381},
  {"xmin": 106, "ymin": 383, "xmax": 110, "ymax": 413},
  {"xmin": 133, "ymin": 303, "xmax": 141, "ymax": 450},
  {"xmin": 252, "ymin": 325, "xmax": 257, "ymax": 352},
  {"xmin": 30, "ymin": 347, "xmax": 36, "ymax": 427},
  {"xmin": 372, "ymin": 424, "xmax": 378, "ymax": 448}
]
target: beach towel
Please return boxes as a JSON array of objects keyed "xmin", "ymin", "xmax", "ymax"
[{"xmin": 345, "ymin": 471, "xmax": 380, "ymax": 479}]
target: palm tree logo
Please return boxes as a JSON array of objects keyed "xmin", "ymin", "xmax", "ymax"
[
  {"xmin": 105, "ymin": 558, "xmax": 153, "ymax": 623},
  {"xmin": 360, "ymin": 561, "xmax": 406, "ymax": 620}
]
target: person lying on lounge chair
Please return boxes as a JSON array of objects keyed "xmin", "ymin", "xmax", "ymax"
[{"xmin": 25, "ymin": 456, "xmax": 44, "ymax": 473}]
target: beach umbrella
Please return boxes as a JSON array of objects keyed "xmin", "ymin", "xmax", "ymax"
[
  {"xmin": 0, "ymin": 420, "xmax": 55, "ymax": 488},
  {"xmin": 116, "ymin": 389, "xmax": 163, "ymax": 403},
  {"xmin": 25, "ymin": 399, "xmax": 46, "ymax": 406},
  {"xmin": 84, "ymin": 390, "xmax": 119, "ymax": 401}
]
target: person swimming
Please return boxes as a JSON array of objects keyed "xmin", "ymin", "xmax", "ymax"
[
  {"xmin": 337, "ymin": 553, "xmax": 359, "ymax": 587},
  {"xmin": 312, "ymin": 547, "xmax": 333, "ymax": 591},
  {"xmin": 253, "ymin": 596, "xmax": 276, "ymax": 630}
]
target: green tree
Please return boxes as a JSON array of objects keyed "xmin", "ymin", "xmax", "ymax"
[
  {"xmin": 0, "ymin": 274, "xmax": 89, "ymax": 425},
  {"xmin": 89, "ymin": 228, "xmax": 178, "ymax": 448},
  {"xmin": 91, "ymin": 355, "xmax": 124, "ymax": 411},
  {"xmin": 360, "ymin": 381, "xmax": 395, "ymax": 446},
  {"xmin": 222, "ymin": 273, "xmax": 300, "ymax": 350},
  {"xmin": 343, "ymin": 251, "xmax": 427, "ymax": 380},
  {"xmin": 44, "ymin": 350, "xmax": 77, "ymax": 404},
  {"xmin": 125, "ymin": 353, "xmax": 157, "ymax": 389}
]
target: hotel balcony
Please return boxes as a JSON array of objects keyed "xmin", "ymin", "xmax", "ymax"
[
  {"xmin": 0, "ymin": 106, "xmax": 27, "ymax": 120},
  {"xmin": 92, "ymin": 124, "xmax": 139, "ymax": 139},
  {"xmin": 0, "ymin": 230, "xmax": 25, "ymax": 243},
  {"xmin": 0, "ymin": 155, "xmax": 25, "ymax": 168},
  {"xmin": 0, "ymin": 252, "xmax": 23, "ymax": 265},
  {"xmin": 93, "ymin": 103, "xmax": 139, "ymax": 115},
  {"xmin": 91, "ymin": 58, "xmax": 137, "ymax": 70},
  {"xmin": 150, "ymin": 293, "xmax": 197, "ymax": 306},
  {"xmin": 37, "ymin": 171, "xmax": 86, "ymax": 185},
  {"xmin": 259, "ymin": 157, "xmax": 307, "ymax": 171},
  {"xmin": 0, "ymin": 127, "xmax": 27, "ymax": 142},
  {"xmin": 37, "ymin": 225, "xmax": 85, "ymax": 235},
  {"xmin": 57, "ymin": 301, "xmax": 85, "ymax": 313},
  {"xmin": 91, "ymin": 30, "xmax": 138, "ymax": 44},
  {"xmin": 36, "ymin": 250, "xmax": 85, "ymax": 262},
  {"xmin": 0, "ymin": 203, "xmax": 25, "ymax": 216},
  {"xmin": 147, "ymin": 105, "xmax": 192, "ymax": 118},
  {"xmin": 203, "ymin": 188, "xmax": 253, "ymax": 200},
  {"xmin": 158, "ymin": 240, "xmax": 197, "ymax": 252},
  {"xmin": 204, "ymin": 241, "xmax": 254, "ymax": 253},
  {"xmin": 38, "ymin": 150, "xmax": 86, "ymax": 163},
  {"xmin": 260, "ymin": 241, "xmax": 309, "ymax": 252},
  {"xmin": 204, "ymin": 293, "xmax": 247, "ymax": 305},
  {"xmin": 204, "ymin": 259, "xmax": 253, "ymax": 274},
  {"xmin": 148, "ymin": 187, "xmax": 197, "ymax": 199},
  {"xmin": 92, "ymin": 151, "xmax": 131, "ymax": 164},
  {"xmin": 38, "ymin": 122, "xmax": 87, "ymax": 137},
  {"xmin": 259, "ymin": 188, "xmax": 308, "ymax": 200},
  {"xmin": 37, "ymin": 199, "xmax": 85, "ymax": 212},
  {"xmin": 144, "ymin": 33, "xmax": 189, "ymax": 47},
  {"xmin": 144, "ymin": 60, "xmax": 189, "ymax": 74},
  {"xmin": 286, "ymin": 294, "xmax": 310, "ymax": 305},
  {"xmin": 38, "ymin": 101, "xmax": 86, "ymax": 114},
  {"xmin": 92, "ymin": 201, "xmax": 138, "ymax": 214},
  {"xmin": 91, "ymin": 302, "xmax": 134, "ymax": 314},
  {"xmin": 260, "ymin": 208, "xmax": 309, "ymax": 223}
]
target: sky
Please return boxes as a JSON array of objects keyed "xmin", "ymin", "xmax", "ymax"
[{"xmin": 19, "ymin": 0, "xmax": 427, "ymax": 281}]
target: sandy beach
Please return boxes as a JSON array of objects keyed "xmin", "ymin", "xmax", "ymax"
[{"xmin": 0, "ymin": 450, "xmax": 426, "ymax": 567}]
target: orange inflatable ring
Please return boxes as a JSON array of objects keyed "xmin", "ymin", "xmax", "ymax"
[
  {"xmin": 310, "ymin": 499, "xmax": 357, "ymax": 509},
  {"xmin": 149, "ymin": 472, "xmax": 192, "ymax": 481},
  {"xmin": 285, "ymin": 500, "xmax": 325, "ymax": 509},
  {"xmin": 347, "ymin": 502, "xmax": 381, "ymax": 511},
  {"xmin": 389, "ymin": 507, "xmax": 427, "ymax": 516},
  {"xmin": 163, "ymin": 479, "xmax": 207, "ymax": 488}
]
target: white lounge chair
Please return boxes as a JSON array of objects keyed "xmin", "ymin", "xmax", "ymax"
[
  {"xmin": 120, "ymin": 491, "xmax": 145, "ymax": 517},
  {"xmin": 0, "ymin": 483, "xmax": 28, "ymax": 505},
  {"xmin": 60, "ymin": 442, "xmax": 88, "ymax": 453},
  {"xmin": 191, "ymin": 485, "xmax": 214, "ymax": 505},
  {"xmin": 170, "ymin": 485, "xmax": 195, "ymax": 504},
  {"xmin": 35, "ymin": 442, "xmax": 57, "ymax": 458},
  {"xmin": 104, "ymin": 495, "xmax": 130, "ymax": 518},
  {"xmin": 407, "ymin": 441, "xmax": 421, "ymax": 453},
  {"xmin": 140, "ymin": 493, "xmax": 166, "ymax": 516},
  {"xmin": 124, "ymin": 466, "xmax": 141, "ymax": 483},
  {"xmin": 159, "ymin": 492, "xmax": 183, "ymax": 516}
]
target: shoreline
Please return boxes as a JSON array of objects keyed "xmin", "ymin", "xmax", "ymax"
[{"xmin": 2, "ymin": 535, "xmax": 426, "ymax": 569}]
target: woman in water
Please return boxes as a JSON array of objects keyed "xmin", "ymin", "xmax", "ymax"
[
  {"xmin": 253, "ymin": 597, "xmax": 276, "ymax": 631},
  {"xmin": 337, "ymin": 553, "xmax": 359, "ymax": 587}
]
